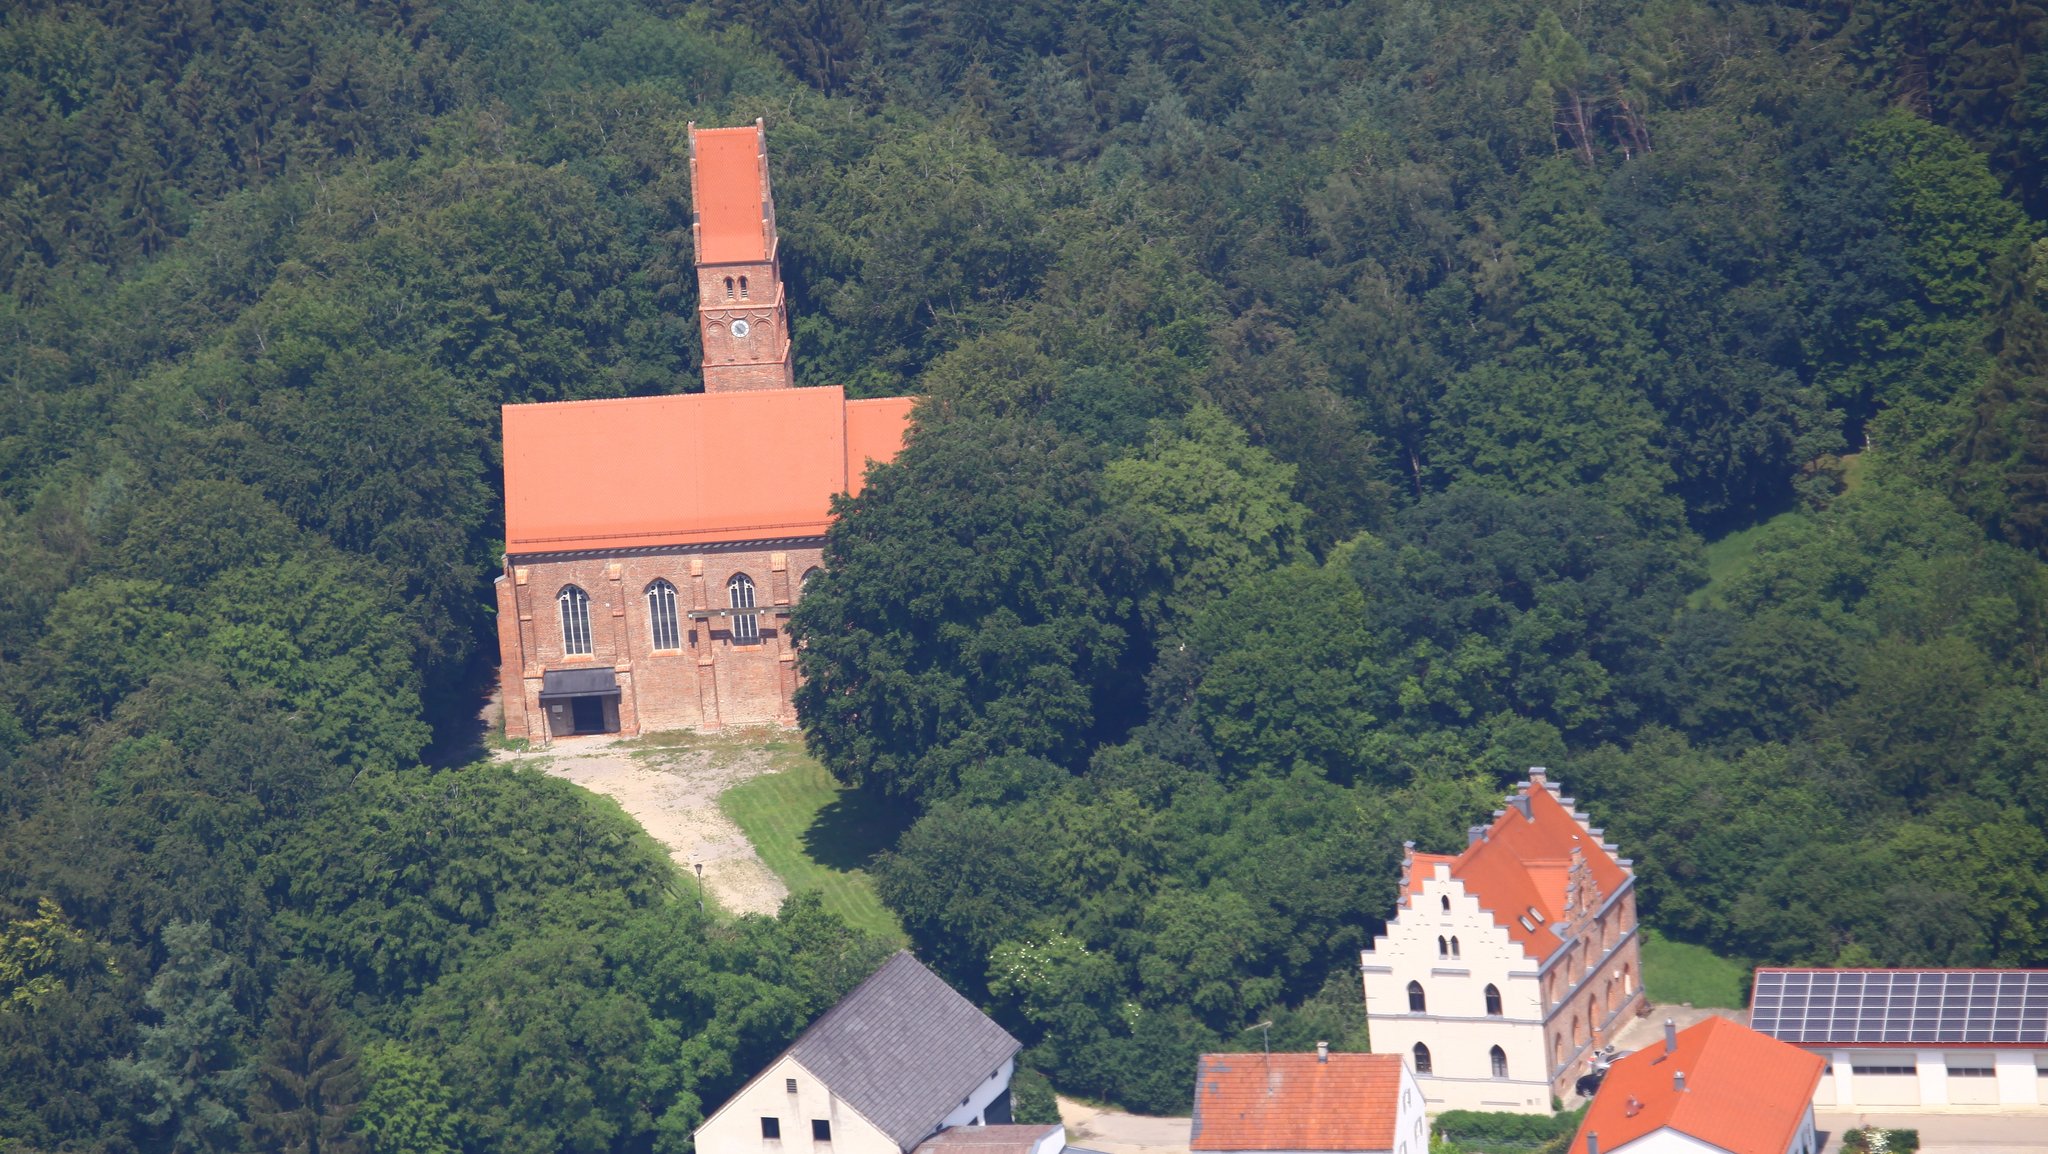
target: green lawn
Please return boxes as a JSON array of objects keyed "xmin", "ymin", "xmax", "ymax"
[
  {"xmin": 1691, "ymin": 514, "xmax": 1801, "ymax": 610},
  {"xmin": 1640, "ymin": 928, "xmax": 1748, "ymax": 1009},
  {"xmin": 719, "ymin": 751, "xmax": 908, "ymax": 942}
]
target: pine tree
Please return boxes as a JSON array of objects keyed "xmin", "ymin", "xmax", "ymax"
[
  {"xmin": 109, "ymin": 921, "xmax": 250, "ymax": 1154},
  {"xmin": 243, "ymin": 967, "xmax": 363, "ymax": 1154}
]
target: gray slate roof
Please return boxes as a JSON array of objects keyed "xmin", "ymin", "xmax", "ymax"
[{"xmin": 787, "ymin": 951, "xmax": 1023, "ymax": 1151}]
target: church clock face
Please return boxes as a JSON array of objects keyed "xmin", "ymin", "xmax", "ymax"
[{"xmin": 730, "ymin": 319, "xmax": 750, "ymax": 338}]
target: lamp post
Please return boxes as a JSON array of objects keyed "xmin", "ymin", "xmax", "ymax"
[{"xmin": 693, "ymin": 860, "xmax": 704, "ymax": 912}]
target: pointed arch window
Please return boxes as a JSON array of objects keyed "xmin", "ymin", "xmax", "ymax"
[
  {"xmin": 559, "ymin": 586, "xmax": 593, "ymax": 656},
  {"xmin": 739, "ymin": 275, "xmax": 750, "ymax": 299},
  {"xmin": 1407, "ymin": 981, "xmax": 1426, "ymax": 1013},
  {"xmin": 1490, "ymin": 1045, "xmax": 1508, "ymax": 1079},
  {"xmin": 1450, "ymin": 935, "xmax": 1460, "ymax": 958},
  {"xmin": 724, "ymin": 276, "xmax": 735, "ymax": 300},
  {"xmin": 1484, "ymin": 983, "xmax": 1503, "ymax": 1016},
  {"xmin": 728, "ymin": 572, "xmax": 760, "ymax": 642},
  {"xmin": 1411, "ymin": 1042, "xmax": 1431, "ymax": 1076},
  {"xmin": 1440, "ymin": 895, "xmax": 1450, "ymax": 912},
  {"xmin": 1437, "ymin": 936, "xmax": 1448, "ymax": 958},
  {"xmin": 647, "ymin": 579, "xmax": 681, "ymax": 651},
  {"xmin": 799, "ymin": 567, "xmax": 822, "ymax": 599}
]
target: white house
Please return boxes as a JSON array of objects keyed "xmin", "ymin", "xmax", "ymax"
[
  {"xmin": 1190, "ymin": 1047, "xmax": 1429, "ymax": 1154},
  {"xmin": 1361, "ymin": 769, "xmax": 1644, "ymax": 1112},
  {"xmin": 1750, "ymin": 967, "xmax": 2048, "ymax": 1111},
  {"xmin": 1572, "ymin": 1016, "xmax": 1823, "ymax": 1154},
  {"xmin": 696, "ymin": 952, "xmax": 1024, "ymax": 1154}
]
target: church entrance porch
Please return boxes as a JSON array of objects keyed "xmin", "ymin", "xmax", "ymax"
[{"xmin": 540, "ymin": 668, "xmax": 622, "ymax": 737}]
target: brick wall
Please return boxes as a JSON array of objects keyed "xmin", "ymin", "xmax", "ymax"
[
  {"xmin": 699, "ymin": 261, "xmax": 794, "ymax": 393},
  {"xmin": 498, "ymin": 541, "xmax": 825, "ymax": 740}
]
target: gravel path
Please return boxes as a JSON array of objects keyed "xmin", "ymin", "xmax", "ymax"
[{"xmin": 494, "ymin": 733, "xmax": 790, "ymax": 916}]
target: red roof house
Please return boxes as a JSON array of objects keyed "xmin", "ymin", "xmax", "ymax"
[
  {"xmin": 1573, "ymin": 1017, "xmax": 1824, "ymax": 1154},
  {"xmin": 1190, "ymin": 1050, "xmax": 1426, "ymax": 1154}
]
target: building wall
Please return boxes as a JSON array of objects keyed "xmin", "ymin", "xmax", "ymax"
[
  {"xmin": 697, "ymin": 1055, "xmax": 900, "ymax": 1154},
  {"xmin": 498, "ymin": 541, "xmax": 823, "ymax": 740},
  {"xmin": 1364, "ymin": 868, "xmax": 1552, "ymax": 1113},
  {"xmin": 936, "ymin": 1058, "xmax": 1016, "ymax": 1130},
  {"xmin": 1363, "ymin": 863, "xmax": 1644, "ymax": 1113},
  {"xmin": 1810, "ymin": 1047, "xmax": 2046, "ymax": 1111},
  {"xmin": 699, "ymin": 258, "xmax": 795, "ymax": 393},
  {"xmin": 1393, "ymin": 1062, "xmax": 1428, "ymax": 1154}
]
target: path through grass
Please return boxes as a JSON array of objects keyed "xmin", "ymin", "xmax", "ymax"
[
  {"xmin": 719, "ymin": 748, "xmax": 908, "ymax": 942},
  {"xmin": 1641, "ymin": 928, "xmax": 1747, "ymax": 1009}
]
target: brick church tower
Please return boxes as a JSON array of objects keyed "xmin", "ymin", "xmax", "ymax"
[
  {"xmin": 493, "ymin": 121, "xmax": 913, "ymax": 741},
  {"xmin": 690, "ymin": 120, "xmax": 796, "ymax": 393}
]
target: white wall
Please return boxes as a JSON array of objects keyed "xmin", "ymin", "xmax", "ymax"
[
  {"xmin": 1805, "ymin": 1047, "xmax": 2046, "ymax": 1112},
  {"xmin": 1364, "ymin": 865, "xmax": 1550, "ymax": 1113},
  {"xmin": 937, "ymin": 1058, "xmax": 1016, "ymax": 1130},
  {"xmin": 698, "ymin": 1055, "xmax": 901, "ymax": 1154}
]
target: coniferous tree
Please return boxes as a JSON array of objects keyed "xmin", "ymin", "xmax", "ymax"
[
  {"xmin": 244, "ymin": 967, "xmax": 363, "ymax": 1154},
  {"xmin": 109, "ymin": 921, "xmax": 250, "ymax": 1154}
]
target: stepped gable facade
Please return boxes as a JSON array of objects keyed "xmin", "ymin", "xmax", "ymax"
[
  {"xmin": 1360, "ymin": 769, "xmax": 1644, "ymax": 1113},
  {"xmin": 494, "ymin": 121, "xmax": 914, "ymax": 739}
]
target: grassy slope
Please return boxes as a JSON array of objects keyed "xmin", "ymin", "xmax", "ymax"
[
  {"xmin": 1640, "ymin": 928, "xmax": 1748, "ymax": 1009},
  {"xmin": 719, "ymin": 747, "xmax": 908, "ymax": 942}
]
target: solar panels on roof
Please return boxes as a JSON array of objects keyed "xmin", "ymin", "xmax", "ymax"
[{"xmin": 1750, "ymin": 969, "xmax": 2048, "ymax": 1046}]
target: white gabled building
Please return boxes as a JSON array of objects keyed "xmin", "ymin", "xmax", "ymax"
[
  {"xmin": 696, "ymin": 952, "xmax": 1023, "ymax": 1154},
  {"xmin": 1361, "ymin": 769, "xmax": 1644, "ymax": 1113}
]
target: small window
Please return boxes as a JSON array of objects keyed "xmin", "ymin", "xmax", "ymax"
[
  {"xmin": 1407, "ymin": 981, "xmax": 1426, "ymax": 1013},
  {"xmin": 1412, "ymin": 1042, "xmax": 1432, "ymax": 1075},
  {"xmin": 1450, "ymin": 935, "xmax": 1460, "ymax": 958},
  {"xmin": 558, "ymin": 585, "xmax": 594, "ymax": 656},
  {"xmin": 1484, "ymin": 983, "xmax": 1503, "ymax": 1016},
  {"xmin": 1437, "ymin": 935, "xmax": 1448, "ymax": 958},
  {"xmin": 1440, "ymin": 895, "xmax": 1450, "ymax": 912},
  {"xmin": 1949, "ymin": 1066, "xmax": 1995, "ymax": 1077},
  {"xmin": 1528, "ymin": 906, "xmax": 1547, "ymax": 924},
  {"xmin": 740, "ymin": 275, "xmax": 750, "ymax": 299},
  {"xmin": 812, "ymin": 1120, "xmax": 832, "ymax": 1143},
  {"xmin": 1851, "ymin": 1064, "xmax": 1917, "ymax": 1076},
  {"xmin": 785, "ymin": 1078, "xmax": 798, "ymax": 1094},
  {"xmin": 1491, "ymin": 1045, "xmax": 1508, "ymax": 1079},
  {"xmin": 648, "ymin": 579, "xmax": 682, "ymax": 651},
  {"xmin": 799, "ymin": 567, "xmax": 822, "ymax": 599},
  {"xmin": 762, "ymin": 1118, "xmax": 781, "ymax": 1140},
  {"xmin": 728, "ymin": 572, "xmax": 760, "ymax": 643},
  {"xmin": 725, "ymin": 276, "xmax": 735, "ymax": 300}
]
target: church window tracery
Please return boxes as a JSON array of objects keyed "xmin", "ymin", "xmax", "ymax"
[
  {"xmin": 559, "ymin": 585, "xmax": 593, "ymax": 656},
  {"xmin": 647, "ymin": 579, "xmax": 681, "ymax": 650},
  {"xmin": 728, "ymin": 572, "xmax": 760, "ymax": 642}
]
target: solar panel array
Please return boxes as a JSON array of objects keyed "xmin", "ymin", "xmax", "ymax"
[{"xmin": 1750, "ymin": 970, "xmax": 2048, "ymax": 1046}]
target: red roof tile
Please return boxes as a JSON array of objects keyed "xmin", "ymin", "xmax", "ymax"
[
  {"xmin": 1573, "ymin": 1017, "xmax": 1822, "ymax": 1154},
  {"xmin": 501, "ymin": 388, "xmax": 912, "ymax": 553},
  {"xmin": 694, "ymin": 124, "xmax": 769, "ymax": 264},
  {"xmin": 1190, "ymin": 1053, "xmax": 1402, "ymax": 1153},
  {"xmin": 1404, "ymin": 776, "xmax": 1629, "ymax": 959}
]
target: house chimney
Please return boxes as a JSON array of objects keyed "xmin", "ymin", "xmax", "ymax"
[
  {"xmin": 1674, "ymin": 1070, "xmax": 1687, "ymax": 1093},
  {"xmin": 1511, "ymin": 793, "xmax": 1532, "ymax": 820},
  {"xmin": 1585, "ymin": 1133, "xmax": 1597, "ymax": 1154},
  {"xmin": 1467, "ymin": 825, "xmax": 1485, "ymax": 845},
  {"xmin": 1664, "ymin": 1019, "xmax": 1677, "ymax": 1055},
  {"xmin": 1317, "ymin": 1041, "xmax": 1329, "ymax": 1063}
]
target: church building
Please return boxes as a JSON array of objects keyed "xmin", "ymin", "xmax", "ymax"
[
  {"xmin": 1360, "ymin": 770, "xmax": 1644, "ymax": 1113},
  {"xmin": 494, "ymin": 121, "xmax": 914, "ymax": 740}
]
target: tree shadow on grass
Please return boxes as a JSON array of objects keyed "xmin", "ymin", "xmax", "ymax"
[{"xmin": 801, "ymin": 788, "xmax": 913, "ymax": 872}]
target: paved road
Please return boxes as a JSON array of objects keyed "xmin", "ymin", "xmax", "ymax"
[{"xmin": 1816, "ymin": 1111, "xmax": 2048, "ymax": 1154}]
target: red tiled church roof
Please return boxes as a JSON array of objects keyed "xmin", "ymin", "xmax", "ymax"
[
  {"xmin": 693, "ymin": 124, "xmax": 771, "ymax": 264},
  {"xmin": 1403, "ymin": 773, "xmax": 1630, "ymax": 959},
  {"xmin": 502, "ymin": 389, "xmax": 913, "ymax": 553},
  {"xmin": 1574, "ymin": 1017, "xmax": 1822, "ymax": 1154},
  {"xmin": 1190, "ymin": 1053, "xmax": 1402, "ymax": 1153}
]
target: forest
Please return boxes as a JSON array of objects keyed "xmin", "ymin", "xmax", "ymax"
[{"xmin": 3, "ymin": 0, "xmax": 2047, "ymax": 1147}]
